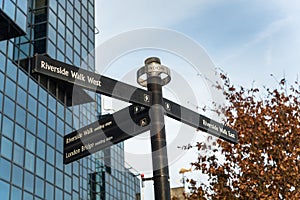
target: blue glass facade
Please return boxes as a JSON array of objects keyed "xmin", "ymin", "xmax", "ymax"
[
  {"xmin": 0, "ymin": 0, "xmax": 27, "ymax": 40},
  {"xmin": 0, "ymin": 0, "xmax": 140, "ymax": 200}
]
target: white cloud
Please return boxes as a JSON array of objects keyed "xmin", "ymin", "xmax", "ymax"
[{"xmin": 219, "ymin": 16, "xmax": 292, "ymax": 64}]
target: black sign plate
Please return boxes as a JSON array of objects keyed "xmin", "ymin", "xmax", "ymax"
[
  {"xmin": 163, "ymin": 99, "xmax": 238, "ymax": 144},
  {"xmin": 33, "ymin": 55, "xmax": 152, "ymax": 107},
  {"xmin": 63, "ymin": 105, "xmax": 150, "ymax": 164}
]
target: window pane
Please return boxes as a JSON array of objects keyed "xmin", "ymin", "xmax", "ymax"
[
  {"xmin": 46, "ymin": 164, "xmax": 54, "ymax": 183},
  {"xmin": 46, "ymin": 145, "xmax": 55, "ymax": 164},
  {"xmin": 27, "ymin": 113, "xmax": 36, "ymax": 133},
  {"xmin": 66, "ymin": 109, "xmax": 72, "ymax": 126},
  {"xmin": 64, "ymin": 193, "xmax": 71, "ymax": 200},
  {"xmin": 5, "ymin": 77, "xmax": 16, "ymax": 100},
  {"xmin": 55, "ymin": 187, "xmax": 63, "ymax": 200},
  {"xmin": 6, "ymin": 60, "xmax": 17, "ymax": 80},
  {"xmin": 3, "ymin": 96, "xmax": 15, "ymax": 119},
  {"xmin": 25, "ymin": 151, "xmax": 35, "ymax": 173},
  {"xmin": 36, "ymin": 157, "xmax": 45, "ymax": 178},
  {"xmin": 26, "ymin": 132, "xmax": 36, "ymax": 153},
  {"xmin": 0, "ymin": 180, "xmax": 10, "ymax": 200},
  {"xmin": 47, "ymin": 128, "xmax": 55, "ymax": 147},
  {"xmin": 64, "ymin": 175, "xmax": 71, "ymax": 192},
  {"xmin": 56, "ymin": 117, "xmax": 64, "ymax": 135},
  {"xmin": 1, "ymin": 137, "xmax": 12, "ymax": 160},
  {"xmin": 2, "ymin": 116, "xmax": 14, "ymax": 139},
  {"xmin": 57, "ymin": 103, "xmax": 64, "ymax": 118},
  {"xmin": 66, "ymin": 16, "xmax": 73, "ymax": 34},
  {"xmin": 64, "ymin": 163, "xmax": 71, "ymax": 175},
  {"xmin": 27, "ymin": 95, "xmax": 37, "ymax": 115},
  {"xmin": 82, "ymin": 7, "xmax": 87, "ymax": 22},
  {"xmin": 37, "ymin": 120, "xmax": 46, "ymax": 141},
  {"xmin": 12, "ymin": 164, "xmax": 23, "ymax": 188},
  {"xmin": 74, "ymin": 37, "xmax": 80, "ymax": 54},
  {"xmin": 7, "ymin": 41, "xmax": 13, "ymax": 59},
  {"xmin": 47, "ymin": 110, "xmax": 56, "ymax": 129},
  {"xmin": 18, "ymin": 69, "xmax": 28, "ymax": 90},
  {"xmin": 0, "ymin": 92, "xmax": 3, "ymax": 111},
  {"xmin": 49, "ymin": 8, "xmax": 57, "ymax": 28},
  {"xmin": 57, "ymin": 33, "xmax": 65, "ymax": 52},
  {"xmin": 58, "ymin": 4, "xmax": 66, "ymax": 20},
  {"xmin": 74, "ymin": 52, "xmax": 80, "ymax": 67},
  {"xmin": 66, "ymin": 125, "xmax": 72, "ymax": 135},
  {"xmin": 48, "ymin": 23, "xmax": 56, "ymax": 42},
  {"xmin": 0, "ymin": 158, "xmax": 11, "ymax": 180},
  {"xmin": 23, "ymin": 191, "xmax": 33, "ymax": 200},
  {"xmin": 4, "ymin": 0, "xmax": 15, "ymax": 20},
  {"xmin": 13, "ymin": 144, "xmax": 24, "ymax": 166},
  {"xmin": 16, "ymin": 105, "xmax": 26, "ymax": 127},
  {"xmin": 0, "ymin": 73, "xmax": 4, "ymax": 91},
  {"xmin": 17, "ymin": 86, "xmax": 27, "ymax": 108},
  {"xmin": 28, "ymin": 79, "xmax": 38, "ymax": 97},
  {"xmin": 24, "ymin": 171, "xmax": 34, "ymax": 193},
  {"xmin": 0, "ymin": 53, "xmax": 5, "ymax": 72},
  {"xmin": 57, "ymin": 49, "xmax": 64, "ymax": 61},
  {"xmin": 48, "ymin": 40, "xmax": 56, "ymax": 58},
  {"xmin": 66, "ymin": 1, "xmax": 73, "ymax": 18},
  {"xmin": 11, "ymin": 186, "xmax": 22, "ymax": 200},
  {"xmin": 73, "ymin": 176, "xmax": 79, "ymax": 191},
  {"xmin": 56, "ymin": 135, "xmax": 63, "ymax": 153},
  {"xmin": 55, "ymin": 169, "xmax": 63, "ymax": 188},
  {"xmin": 38, "ymin": 103, "xmax": 46, "ymax": 122},
  {"xmin": 17, "ymin": 0, "xmax": 28, "ymax": 13},
  {"xmin": 37, "ymin": 139, "xmax": 45, "ymax": 159},
  {"xmin": 74, "ymin": 9, "xmax": 80, "ymax": 26},
  {"xmin": 35, "ymin": 176, "xmax": 45, "ymax": 198},
  {"xmin": 16, "ymin": 9, "xmax": 27, "ymax": 32},
  {"xmin": 66, "ymin": 43, "xmax": 73, "ymax": 62},
  {"xmin": 48, "ymin": 95, "xmax": 56, "ymax": 111},
  {"xmin": 38, "ymin": 87, "xmax": 47, "ymax": 105},
  {"xmin": 45, "ymin": 182, "xmax": 54, "ymax": 199},
  {"xmin": 15, "ymin": 124, "xmax": 25, "ymax": 146}
]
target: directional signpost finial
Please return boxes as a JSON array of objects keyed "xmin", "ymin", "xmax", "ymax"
[{"xmin": 137, "ymin": 57, "xmax": 171, "ymax": 87}]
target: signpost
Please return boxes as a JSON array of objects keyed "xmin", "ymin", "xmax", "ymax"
[
  {"xmin": 137, "ymin": 57, "xmax": 172, "ymax": 200},
  {"xmin": 33, "ymin": 54, "xmax": 238, "ymax": 200}
]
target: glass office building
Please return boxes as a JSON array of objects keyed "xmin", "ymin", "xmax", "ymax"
[
  {"xmin": 0, "ymin": 0, "xmax": 140, "ymax": 199},
  {"xmin": 91, "ymin": 144, "xmax": 141, "ymax": 200}
]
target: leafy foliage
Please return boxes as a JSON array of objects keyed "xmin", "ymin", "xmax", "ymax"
[{"xmin": 187, "ymin": 74, "xmax": 300, "ymax": 199}]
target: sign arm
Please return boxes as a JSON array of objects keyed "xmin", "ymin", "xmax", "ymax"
[
  {"xmin": 32, "ymin": 54, "xmax": 152, "ymax": 107},
  {"xmin": 63, "ymin": 105, "xmax": 150, "ymax": 164},
  {"xmin": 162, "ymin": 98, "xmax": 238, "ymax": 144}
]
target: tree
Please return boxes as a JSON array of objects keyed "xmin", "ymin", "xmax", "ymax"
[{"xmin": 187, "ymin": 74, "xmax": 300, "ymax": 199}]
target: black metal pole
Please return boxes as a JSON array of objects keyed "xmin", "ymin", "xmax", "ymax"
[{"xmin": 145, "ymin": 57, "xmax": 171, "ymax": 200}]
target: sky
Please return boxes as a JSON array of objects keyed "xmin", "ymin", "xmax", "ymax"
[{"xmin": 94, "ymin": 1, "xmax": 300, "ymax": 199}]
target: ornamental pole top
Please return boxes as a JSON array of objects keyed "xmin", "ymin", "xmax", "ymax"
[{"xmin": 137, "ymin": 57, "xmax": 171, "ymax": 87}]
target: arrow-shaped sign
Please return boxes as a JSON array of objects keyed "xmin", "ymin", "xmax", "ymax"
[
  {"xmin": 32, "ymin": 54, "xmax": 152, "ymax": 107},
  {"xmin": 63, "ymin": 105, "xmax": 150, "ymax": 164},
  {"xmin": 162, "ymin": 99, "xmax": 238, "ymax": 144}
]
